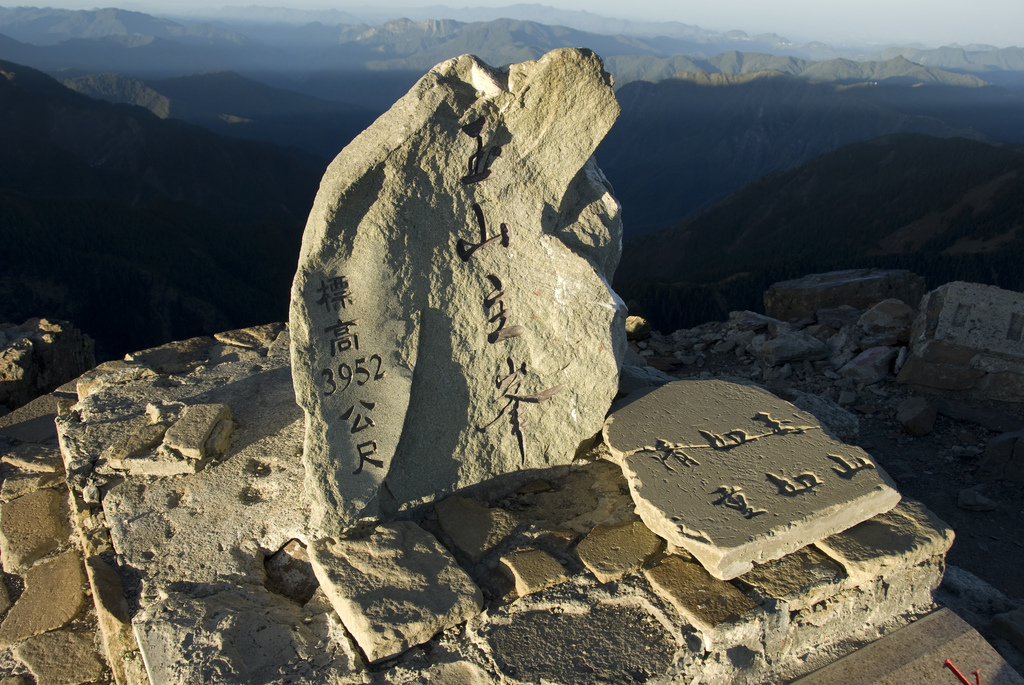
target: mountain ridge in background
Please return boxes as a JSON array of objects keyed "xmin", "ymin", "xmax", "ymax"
[{"xmin": 614, "ymin": 134, "xmax": 1024, "ymax": 331}]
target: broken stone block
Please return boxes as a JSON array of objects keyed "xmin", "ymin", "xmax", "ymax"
[
  {"xmin": 0, "ymin": 551, "xmax": 87, "ymax": 647},
  {"xmin": 814, "ymin": 499, "xmax": 953, "ymax": 586},
  {"xmin": 0, "ymin": 487, "xmax": 71, "ymax": 572},
  {"xmin": 899, "ymin": 282, "xmax": 1024, "ymax": 400},
  {"xmin": 838, "ymin": 346, "xmax": 898, "ymax": 385},
  {"xmin": 604, "ymin": 380, "xmax": 900, "ymax": 580},
  {"xmin": 162, "ymin": 403, "xmax": 232, "ymax": 460},
  {"xmin": 498, "ymin": 548, "xmax": 569, "ymax": 597},
  {"xmin": 764, "ymin": 269, "xmax": 925, "ymax": 322},
  {"xmin": 644, "ymin": 555, "xmax": 758, "ymax": 636},
  {"xmin": 791, "ymin": 608, "xmax": 1024, "ymax": 685},
  {"xmin": 737, "ymin": 546, "xmax": 846, "ymax": 611},
  {"xmin": 290, "ymin": 49, "xmax": 625, "ymax": 534},
  {"xmin": 308, "ymin": 521, "xmax": 482, "ymax": 663},
  {"xmin": 993, "ymin": 607, "xmax": 1024, "ymax": 653},
  {"xmin": 896, "ymin": 396, "xmax": 937, "ymax": 436},
  {"xmin": 265, "ymin": 539, "xmax": 319, "ymax": 605},
  {"xmin": 0, "ymin": 580, "xmax": 9, "ymax": 615},
  {"xmin": 435, "ymin": 496, "xmax": 517, "ymax": 563},
  {"xmin": 575, "ymin": 519, "xmax": 662, "ymax": 583},
  {"xmin": 13, "ymin": 629, "xmax": 105, "ymax": 685}
]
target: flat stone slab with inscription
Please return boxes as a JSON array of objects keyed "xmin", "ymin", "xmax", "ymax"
[
  {"xmin": 290, "ymin": 48, "xmax": 626, "ymax": 534},
  {"xmin": 603, "ymin": 379, "xmax": 901, "ymax": 580}
]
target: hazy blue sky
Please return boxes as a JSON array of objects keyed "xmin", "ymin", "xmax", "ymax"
[{"xmin": 72, "ymin": 0, "xmax": 1024, "ymax": 48}]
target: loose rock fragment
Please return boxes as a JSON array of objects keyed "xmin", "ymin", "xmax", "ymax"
[
  {"xmin": 265, "ymin": 539, "xmax": 319, "ymax": 605},
  {"xmin": 308, "ymin": 521, "xmax": 482, "ymax": 663},
  {"xmin": 163, "ymin": 403, "xmax": 232, "ymax": 460}
]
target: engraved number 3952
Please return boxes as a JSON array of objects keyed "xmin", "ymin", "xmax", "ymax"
[{"xmin": 322, "ymin": 354, "xmax": 385, "ymax": 396}]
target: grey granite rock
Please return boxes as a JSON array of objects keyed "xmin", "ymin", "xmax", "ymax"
[{"xmin": 290, "ymin": 48, "xmax": 625, "ymax": 534}]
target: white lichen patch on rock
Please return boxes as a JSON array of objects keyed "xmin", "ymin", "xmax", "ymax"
[{"xmin": 290, "ymin": 48, "xmax": 626, "ymax": 534}]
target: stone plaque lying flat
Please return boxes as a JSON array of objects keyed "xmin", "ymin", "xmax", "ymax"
[
  {"xmin": 604, "ymin": 380, "xmax": 900, "ymax": 580},
  {"xmin": 290, "ymin": 48, "xmax": 625, "ymax": 534}
]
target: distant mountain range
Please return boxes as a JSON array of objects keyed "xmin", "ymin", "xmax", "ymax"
[
  {"xmin": 2, "ymin": 5, "xmax": 1024, "ymax": 87},
  {"xmin": 615, "ymin": 134, "xmax": 1024, "ymax": 330},
  {"xmin": 0, "ymin": 59, "xmax": 322, "ymax": 359},
  {"xmin": 62, "ymin": 71, "xmax": 377, "ymax": 159}
]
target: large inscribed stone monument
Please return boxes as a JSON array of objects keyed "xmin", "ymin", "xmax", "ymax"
[{"xmin": 291, "ymin": 49, "xmax": 625, "ymax": 533}]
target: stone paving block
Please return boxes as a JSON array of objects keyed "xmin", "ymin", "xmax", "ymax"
[
  {"xmin": 1, "ymin": 443, "xmax": 62, "ymax": 473},
  {"xmin": 0, "ymin": 550, "xmax": 86, "ymax": 647},
  {"xmin": 575, "ymin": 519, "xmax": 663, "ymax": 583},
  {"xmin": 814, "ymin": 499, "xmax": 954, "ymax": 586},
  {"xmin": 0, "ymin": 472, "xmax": 65, "ymax": 502},
  {"xmin": 993, "ymin": 607, "xmax": 1024, "ymax": 654},
  {"xmin": 644, "ymin": 554, "xmax": 758, "ymax": 636},
  {"xmin": 0, "ymin": 393, "xmax": 58, "ymax": 443},
  {"xmin": 13, "ymin": 629, "xmax": 105, "ymax": 685},
  {"xmin": 498, "ymin": 548, "xmax": 569, "ymax": 597},
  {"xmin": 738, "ymin": 545, "xmax": 847, "ymax": 610},
  {"xmin": 435, "ymin": 496, "xmax": 517, "ymax": 563},
  {"xmin": 132, "ymin": 584, "xmax": 362, "ymax": 684},
  {"xmin": 485, "ymin": 602, "xmax": 676, "ymax": 684},
  {"xmin": 309, "ymin": 521, "xmax": 483, "ymax": 663},
  {"xmin": 604, "ymin": 379, "xmax": 900, "ymax": 579},
  {"xmin": 792, "ymin": 607, "xmax": 1024, "ymax": 685},
  {"xmin": 0, "ymin": 487, "xmax": 71, "ymax": 572},
  {"xmin": 162, "ymin": 403, "xmax": 232, "ymax": 460}
]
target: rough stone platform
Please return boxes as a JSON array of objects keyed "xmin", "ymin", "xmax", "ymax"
[{"xmin": 0, "ymin": 328, "xmax": 964, "ymax": 684}]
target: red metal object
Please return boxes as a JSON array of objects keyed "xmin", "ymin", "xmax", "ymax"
[{"xmin": 944, "ymin": 659, "xmax": 982, "ymax": 685}]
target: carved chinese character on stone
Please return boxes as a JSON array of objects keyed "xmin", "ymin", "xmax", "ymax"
[{"xmin": 291, "ymin": 49, "xmax": 625, "ymax": 534}]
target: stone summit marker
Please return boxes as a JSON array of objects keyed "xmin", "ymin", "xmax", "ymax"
[
  {"xmin": 604, "ymin": 379, "xmax": 901, "ymax": 579},
  {"xmin": 291, "ymin": 48, "xmax": 625, "ymax": 533}
]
